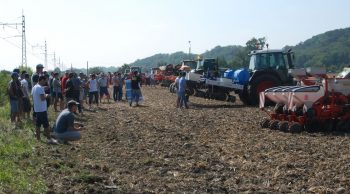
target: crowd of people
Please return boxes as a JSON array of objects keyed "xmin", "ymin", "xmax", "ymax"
[{"xmin": 7, "ymin": 64, "xmax": 146, "ymax": 144}]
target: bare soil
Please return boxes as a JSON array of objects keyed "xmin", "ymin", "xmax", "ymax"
[{"xmin": 37, "ymin": 86, "xmax": 350, "ymax": 193}]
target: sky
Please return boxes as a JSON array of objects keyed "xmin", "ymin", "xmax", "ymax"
[{"xmin": 0, "ymin": 0, "xmax": 349, "ymax": 71}]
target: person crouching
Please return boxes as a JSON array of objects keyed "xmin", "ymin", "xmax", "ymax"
[{"xmin": 53, "ymin": 100, "xmax": 84, "ymax": 144}]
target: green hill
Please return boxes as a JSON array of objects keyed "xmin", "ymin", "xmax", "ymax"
[
  {"xmin": 287, "ymin": 27, "xmax": 350, "ymax": 71},
  {"xmin": 129, "ymin": 27, "xmax": 350, "ymax": 72}
]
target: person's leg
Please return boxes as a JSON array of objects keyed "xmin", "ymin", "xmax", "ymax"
[
  {"xmin": 176, "ymin": 93, "xmax": 181, "ymax": 108},
  {"xmin": 113, "ymin": 86, "xmax": 117, "ymax": 101},
  {"xmin": 179, "ymin": 92, "xmax": 185, "ymax": 108},
  {"xmin": 105, "ymin": 88, "xmax": 110, "ymax": 103},
  {"xmin": 10, "ymin": 100, "xmax": 16, "ymax": 122},
  {"xmin": 18, "ymin": 98, "xmax": 23, "ymax": 120},
  {"xmin": 88, "ymin": 92, "xmax": 93, "ymax": 108},
  {"xmin": 99, "ymin": 89, "xmax": 103, "ymax": 103},
  {"xmin": 59, "ymin": 94, "xmax": 64, "ymax": 111},
  {"xmin": 35, "ymin": 112, "xmax": 43, "ymax": 140},
  {"xmin": 118, "ymin": 86, "xmax": 123, "ymax": 101},
  {"xmin": 94, "ymin": 92, "xmax": 99, "ymax": 106},
  {"xmin": 55, "ymin": 131, "xmax": 81, "ymax": 143},
  {"xmin": 53, "ymin": 93, "xmax": 58, "ymax": 111},
  {"xmin": 42, "ymin": 111, "xmax": 50, "ymax": 139},
  {"xmin": 182, "ymin": 92, "xmax": 189, "ymax": 108},
  {"xmin": 130, "ymin": 90, "xmax": 135, "ymax": 106},
  {"xmin": 135, "ymin": 89, "xmax": 140, "ymax": 106}
]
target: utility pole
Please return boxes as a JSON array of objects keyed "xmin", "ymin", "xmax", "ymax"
[
  {"xmin": 32, "ymin": 40, "xmax": 47, "ymax": 68},
  {"xmin": 53, "ymin": 52, "xmax": 56, "ymax": 69},
  {"xmin": 22, "ymin": 14, "xmax": 27, "ymax": 69},
  {"xmin": 188, "ymin": 41, "xmax": 191, "ymax": 59},
  {"xmin": 86, "ymin": 61, "xmax": 89, "ymax": 75},
  {"xmin": 0, "ymin": 13, "xmax": 27, "ymax": 68},
  {"xmin": 44, "ymin": 40, "xmax": 48, "ymax": 70}
]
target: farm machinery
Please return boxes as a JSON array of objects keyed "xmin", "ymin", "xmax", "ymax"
[
  {"xmin": 259, "ymin": 67, "xmax": 350, "ymax": 132},
  {"xmin": 125, "ymin": 66, "xmax": 146, "ymax": 84},
  {"xmin": 184, "ymin": 48, "xmax": 296, "ymax": 105}
]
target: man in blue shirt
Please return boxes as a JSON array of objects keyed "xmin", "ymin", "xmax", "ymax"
[
  {"xmin": 53, "ymin": 100, "xmax": 84, "ymax": 144},
  {"xmin": 176, "ymin": 71, "xmax": 189, "ymax": 109}
]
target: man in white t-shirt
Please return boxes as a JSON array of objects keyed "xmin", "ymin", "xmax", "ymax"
[{"xmin": 32, "ymin": 75, "xmax": 57, "ymax": 144}]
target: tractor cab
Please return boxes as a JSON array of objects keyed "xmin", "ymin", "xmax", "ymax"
[
  {"xmin": 248, "ymin": 49, "xmax": 294, "ymax": 71},
  {"xmin": 194, "ymin": 58, "xmax": 219, "ymax": 77},
  {"xmin": 248, "ymin": 49, "xmax": 295, "ymax": 85},
  {"xmin": 182, "ymin": 60, "xmax": 197, "ymax": 70}
]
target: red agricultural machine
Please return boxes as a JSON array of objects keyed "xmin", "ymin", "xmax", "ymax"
[
  {"xmin": 260, "ymin": 67, "xmax": 350, "ymax": 132},
  {"xmin": 159, "ymin": 64, "xmax": 182, "ymax": 87}
]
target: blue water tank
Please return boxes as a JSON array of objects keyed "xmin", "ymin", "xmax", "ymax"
[
  {"xmin": 233, "ymin": 68, "xmax": 250, "ymax": 85},
  {"xmin": 224, "ymin": 69, "xmax": 234, "ymax": 79}
]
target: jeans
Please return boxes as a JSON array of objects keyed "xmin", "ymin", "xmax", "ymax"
[
  {"xmin": 89, "ymin": 91, "xmax": 99, "ymax": 105},
  {"xmin": 118, "ymin": 86, "xmax": 123, "ymax": 101},
  {"xmin": 54, "ymin": 130, "xmax": 81, "ymax": 141},
  {"xmin": 132, "ymin": 89, "xmax": 141, "ymax": 103},
  {"xmin": 177, "ymin": 91, "xmax": 188, "ymax": 108},
  {"xmin": 113, "ymin": 86, "xmax": 121, "ymax": 101}
]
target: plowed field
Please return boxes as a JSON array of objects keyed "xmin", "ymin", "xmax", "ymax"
[{"xmin": 37, "ymin": 86, "xmax": 350, "ymax": 193}]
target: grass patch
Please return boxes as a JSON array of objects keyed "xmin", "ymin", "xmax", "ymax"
[{"xmin": 0, "ymin": 105, "xmax": 47, "ymax": 193}]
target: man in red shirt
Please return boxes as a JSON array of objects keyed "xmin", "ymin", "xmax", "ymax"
[{"xmin": 61, "ymin": 71, "xmax": 69, "ymax": 97}]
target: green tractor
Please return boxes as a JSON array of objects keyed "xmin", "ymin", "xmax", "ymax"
[{"xmin": 238, "ymin": 49, "xmax": 295, "ymax": 105}]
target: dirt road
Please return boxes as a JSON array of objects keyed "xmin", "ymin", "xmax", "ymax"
[{"xmin": 38, "ymin": 86, "xmax": 350, "ymax": 193}]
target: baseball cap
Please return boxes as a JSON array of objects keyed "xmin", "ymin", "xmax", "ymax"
[
  {"xmin": 67, "ymin": 100, "xmax": 80, "ymax": 108},
  {"xmin": 36, "ymin": 64, "xmax": 44, "ymax": 69},
  {"xmin": 13, "ymin": 68, "xmax": 20, "ymax": 73}
]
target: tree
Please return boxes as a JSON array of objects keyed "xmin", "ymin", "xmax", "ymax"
[
  {"xmin": 88, "ymin": 67, "xmax": 103, "ymax": 74},
  {"xmin": 119, "ymin": 64, "xmax": 130, "ymax": 73},
  {"xmin": 246, "ymin": 37, "xmax": 266, "ymax": 51}
]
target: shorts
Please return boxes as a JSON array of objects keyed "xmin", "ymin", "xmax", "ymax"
[
  {"xmin": 100, "ymin": 87, "xmax": 109, "ymax": 96},
  {"xmin": 10, "ymin": 99, "xmax": 19, "ymax": 113},
  {"xmin": 35, "ymin": 111, "xmax": 49, "ymax": 128},
  {"xmin": 22, "ymin": 97, "xmax": 31, "ymax": 113},
  {"xmin": 52, "ymin": 92, "xmax": 63, "ymax": 100}
]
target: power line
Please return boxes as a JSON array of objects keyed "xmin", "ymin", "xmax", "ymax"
[{"xmin": 0, "ymin": 14, "xmax": 27, "ymax": 68}]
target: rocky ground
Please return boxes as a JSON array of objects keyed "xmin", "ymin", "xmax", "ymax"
[{"xmin": 36, "ymin": 86, "xmax": 350, "ymax": 193}]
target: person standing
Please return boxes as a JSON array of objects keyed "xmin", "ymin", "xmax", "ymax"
[
  {"xmin": 71, "ymin": 73, "xmax": 82, "ymax": 113},
  {"xmin": 98, "ymin": 73, "xmax": 110, "ymax": 103},
  {"xmin": 130, "ymin": 71, "xmax": 142, "ymax": 107},
  {"xmin": 32, "ymin": 75, "xmax": 57, "ymax": 144},
  {"xmin": 8, "ymin": 72, "xmax": 23, "ymax": 123},
  {"xmin": 87, "ymin": 74, "xmax": 99, "ymax": 109},
  {"xmin": 112, "ymin": 72, "xmax": 121, "ymax": 102},
  {"xmin": 61, "ymin": 71, "xmax": 69, "ymax": 98},
  {"xmin": 20, "ymin": 73, "xmax": 31, "ymax": 119},
  {"xmin": 52, "ymin": 72, "xmax": 64, "ymax": 112},
  {"xmin": 64, "ymin": 73, "xmax": 75, "ymax": 104},
  {"xmin": 31, "ymin": 64, "xmax": 44, "ymax": 86},
  {"xmin": 177, "ymin": 72, "xmax": 189, "ymax": 109}
]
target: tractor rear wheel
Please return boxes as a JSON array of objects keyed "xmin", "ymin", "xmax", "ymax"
[
  {"xmin": 238, "ymin": 86, "xmax": 251, "ymax": 105},
  {"xmin": 248, "ymin": 75, "xmax": 280, "ymax": 106}
]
